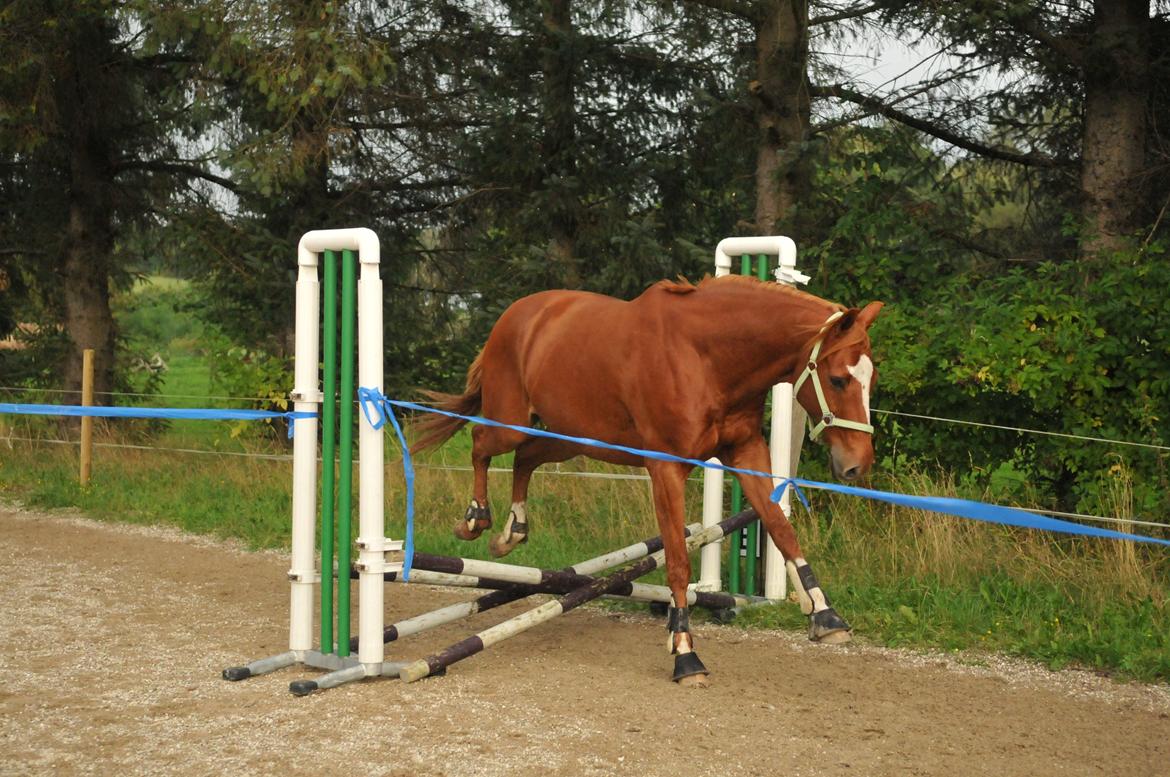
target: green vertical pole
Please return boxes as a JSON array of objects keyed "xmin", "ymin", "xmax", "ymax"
[
  {"xmin": 743, "ymin": 255, "xmax": 771, "ymax": 594},
  {"xmin": 728, "ymin": 476, "xmax": 743, "ymax": 594},
  {"xmin": 727, "ymin": 254, "xmax": 754, "ymax": 594},
  {"xmin": 337, "ymin": 249, "xmax": 357, "ymax": 656},
  {"xmin": 320, "ymin": 251, "xmax": 338, "ymax": 654}
]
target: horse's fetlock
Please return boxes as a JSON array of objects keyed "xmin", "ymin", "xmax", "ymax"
[
  {"xmin": 785, "ymin": 559, "xmax": 815, "ymax": 615},
  {"xmin": 455, "ymin": 500, "xmax": 492, "ymax": 541},
  {"xmin": 504, "ymin": 503, "xmax": 528, "ymax": 542},
  {"xmin": 667, "ymin": 607, "xmax": 695, "ymax": 654},
  {"xmin": 465, "ymin": 500, "xmax": 492, "ymax": 529},
  {"xmin": 787, "ymin": 558, "xmax": 832, "ymax": 615}
]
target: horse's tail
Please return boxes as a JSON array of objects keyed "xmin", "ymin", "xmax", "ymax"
[{"xmin": 410, "ymin": 350, "xmax": 485, "ymax": 454}]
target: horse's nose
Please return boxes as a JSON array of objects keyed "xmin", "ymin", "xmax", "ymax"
[{"xmin": 841, "ymin": 465, "xmax": 862, "ymax": 481}]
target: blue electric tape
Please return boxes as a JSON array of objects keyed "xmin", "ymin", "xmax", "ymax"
[
  {"xmin": 0, "ymin": 402, "xmax": 316, "ymax": 437},
  {"xmin": 355, "ymin": 387, "xmax": 1170, "ymax": 581},
  {"xmin": 358, "ymin": 388, "xmax": 416, "ymax": 580}
]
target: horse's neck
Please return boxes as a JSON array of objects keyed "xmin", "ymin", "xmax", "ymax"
[{"xmin": 696, "ymin": 289, "xmax": 833, "ymax": 400}]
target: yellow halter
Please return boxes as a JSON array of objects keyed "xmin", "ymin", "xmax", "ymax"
[{"xmin": 792, "ymin": 311, "xmax": 875, "ymax": 440}]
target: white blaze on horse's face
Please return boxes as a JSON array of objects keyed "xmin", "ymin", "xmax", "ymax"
[{"xmin": 847, "ymin": 354, "xmax": 873, "ymax": 422}]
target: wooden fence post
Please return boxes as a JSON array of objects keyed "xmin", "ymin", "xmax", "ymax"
[{"xmin": 79, "ymin": 349, "xmax": 94, "ymax": 486}]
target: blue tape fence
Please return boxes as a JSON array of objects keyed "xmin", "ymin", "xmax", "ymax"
[
  {"xmin": 0, "ymin": 402, "xmax": 314, "ymax": 437},
  {"xmin": 354, "ymin": 389, "xmax": 1170, "ymax": 582}
]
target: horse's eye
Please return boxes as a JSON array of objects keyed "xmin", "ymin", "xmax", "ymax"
[{"xmin": 829, "ymin": 376, "xmax": 848, "ymax": 390}]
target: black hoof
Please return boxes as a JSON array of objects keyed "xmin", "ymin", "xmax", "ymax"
[
  {"xmin": 222, "ymin": 666, "xmax": 251, "ymax": 681},
  {"xmin": 649, "ymin": 601, "xmax": 669, "ymax": 617},
  {"xmin": 289, "ymin": 679, "xmax": 319, "ymax": 696},
  {"xmin": 672, "ymin": 651, "xmax": 710, "ymax": 682},
  {"xmin": 809, "ymin": 607, "xmax": 853, "ymax": 642},
  {"xmin": 711, "ymin": 608, "xmax": 737, "ymax": 625}
]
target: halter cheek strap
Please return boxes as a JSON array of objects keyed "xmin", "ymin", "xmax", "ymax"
[{"xmin": 792, "ymin": 311, "xmax": 875, "ymax": 441}]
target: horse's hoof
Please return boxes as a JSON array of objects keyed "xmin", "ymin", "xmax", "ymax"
[
  {"xmin": 677, "ymin": 672, "xmax": 710, "ymax": 689},
  {"xmin": 453, "ymin": 520, "xmax": 485, "ymax": 541},
  {"xmin": 817, "ymin": 629, "xmax": 852, "ymax": 645},
  {"xmin": 808, "ymin": 607, "xmax": 853, "ymax": 644},
  {"xmin": 487, "ymin": 532, "xmax": 526, "ymax": 558},
  {"xmin": 672, "ymin": 651, "xmax": 710, "ymax": 685}
]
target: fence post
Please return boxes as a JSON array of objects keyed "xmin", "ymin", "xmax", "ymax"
[{"xmin": 79, "ymin": 349, "xmax": 95, "ymax": 486}]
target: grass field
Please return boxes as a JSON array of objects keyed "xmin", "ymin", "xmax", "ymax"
[{"xmin": 1, "ymin": 276, "xmax": 1167, "ymax": 682}]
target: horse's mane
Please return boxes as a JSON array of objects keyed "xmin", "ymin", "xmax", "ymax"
[
  {"xmin": 652, "ymin": 274, "xmax": 868, "ymax": 359},
  {"xmin": 655, "ymin": 273, "xmax": 832, "ymax": 306}
]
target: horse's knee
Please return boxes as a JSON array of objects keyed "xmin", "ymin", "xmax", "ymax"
[{"xmin": 488, "ymin": 502, "xmax": 529, "ymax": 557}]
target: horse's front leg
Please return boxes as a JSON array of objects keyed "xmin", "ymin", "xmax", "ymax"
[
  {"xmin": 729, "ymin": 439, "xmax": 852, "ymax": 644},
  {"xmin": 646, "ymin": 460, "xmax": 710, "ymax": 687}
]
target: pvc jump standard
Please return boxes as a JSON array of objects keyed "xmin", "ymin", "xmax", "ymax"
[{"xmin": 223, "ymin": 228, "xmax": 810, "ymax": 695}]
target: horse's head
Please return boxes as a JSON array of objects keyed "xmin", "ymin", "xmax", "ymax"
[{"xmin": 793, "ymin": 302, "xmax": 883, "ymax": 481}]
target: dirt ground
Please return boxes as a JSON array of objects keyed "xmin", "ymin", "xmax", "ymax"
[{"xmin": 2, "ymin": 503, "xmax": 1168, "ymax": 777}]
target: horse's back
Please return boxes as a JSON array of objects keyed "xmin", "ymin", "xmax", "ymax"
[{"xmin": 480, "ymin": 289, "xmax": 650, "ymax": 435}]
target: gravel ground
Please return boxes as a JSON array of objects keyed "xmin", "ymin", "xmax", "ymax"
[{"xmin": 2, "ymin": 502, "xmax": 1168, "ymax": 777}]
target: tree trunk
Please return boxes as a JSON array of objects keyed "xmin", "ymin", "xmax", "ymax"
[
  {"xmin": 1080, "ymin": 0, "xmax": 1149, "ymax": 256},
  {"xmin": 752, "ymin": 0, "xmax": 811, "ymax": 236},
  {"xmin": 540, "ymin": 0, "xmax": 580, "ymax": 287},
  {"xmin": 58, "ymin": 18, "xmax": 117, "ymax": 399}
]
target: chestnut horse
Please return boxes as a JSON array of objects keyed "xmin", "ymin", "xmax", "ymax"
[{"xmin": 413, "ymin": 274, "xmax": 883, "ymax": 686}]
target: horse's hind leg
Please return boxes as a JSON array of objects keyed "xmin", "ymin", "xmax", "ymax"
[
  {"xmin": 488, "ymin": 437, "xmax": 579, "ymax": 558},
  {"xmin": 455, "ymin": 422, "xmax": 528, "ymax": 541}
]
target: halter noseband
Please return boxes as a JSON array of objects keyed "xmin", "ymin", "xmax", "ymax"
[{"xmin": 791, "ymin": 311, "xmax": 875, "ymax": 441}]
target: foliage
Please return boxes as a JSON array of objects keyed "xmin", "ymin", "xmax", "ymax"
[{"xmin": 871, "ymin": 248, "xmax": 1170, "ymax": 514}]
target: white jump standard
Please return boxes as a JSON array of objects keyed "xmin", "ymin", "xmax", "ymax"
[{"xmin": 223, "ymin": 228, "xmax": 401, "ymax": 694}]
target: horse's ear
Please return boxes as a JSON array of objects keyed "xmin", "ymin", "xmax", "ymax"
[
  {"xmin": 856, "ymin": 301, "xmax": 883, "ymax": 329},
  {"xmin": 836, "ymin": 301, "xmax": 883, "ymax": 333}
]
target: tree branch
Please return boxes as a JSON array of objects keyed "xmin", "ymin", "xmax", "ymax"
[
  {"xmin": 810, "ymin": 84, "xmax": 1070, "ymax": 168},
  {"xmin": 1003, "ymin": 7, "xmax": 1084, "ymax": 67},
  {"xmin": 112, "ymin": 159, "xmax": 241, "ymax": 193},
  {"xmin": 678, "ymin": 0, "xmax": 762, "ymax": 24},
  {"xmin": 361, "ymin": 177, "xmax": 465, "ymax": 192},
  {"xmin": 809, "ymin": 2, "xmax": 885, "ymax": 26},
  {"xmin": 350, "ymin": 119, "xmax": 492, "ymax": 132}
]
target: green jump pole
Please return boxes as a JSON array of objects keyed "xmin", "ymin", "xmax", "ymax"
[
  {"xmin": 741, "ymin": 255, "xmax": 772, "ymax": 594},
  {"xmin": 728, "ymin": 472, "xmax": 744, "ymax": 594},
  {"xmin": 726, "ymin": 254, "xmax": 755, "ymax": 594},
  {"xmin": 337, "ymin": 249, "xmax": 357, "ymax": 656},
  {"xmin": 320, "ymin": 251, "xmax": 339, "ymax": 654}
]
